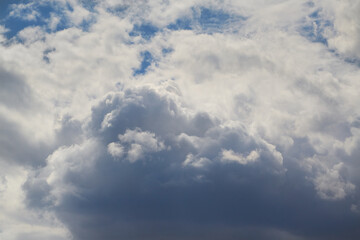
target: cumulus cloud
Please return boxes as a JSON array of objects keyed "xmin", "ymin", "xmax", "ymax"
[
  {"xmin": 1, "ymin": 0, "xmax": 360, "ymax": 239},
  {"xmin": 108, "ymin": 128, "xmax": 166, "ymax": 162},
  {"xmin": 221, "ymin": 149, "xmax": 259, "ymax": 165},
  {"xmin": 302, "ymin": 158, "xmax": 356, "ymax": 200},
  {"xmin": 182, "ymin": 153, "xmax": 211, "ymax": 168},
  {"xmin": 20, "ymin": 85, "xmax": 290, "ymax": 238},
  {"xmin": 22, "ymin": 85, "xmax": 358, "ymax": 239}
]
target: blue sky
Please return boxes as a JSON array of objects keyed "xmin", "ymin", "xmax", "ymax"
[{"xmin": 1, "ymin": 1, "xmax": 360, "ymax": 240}]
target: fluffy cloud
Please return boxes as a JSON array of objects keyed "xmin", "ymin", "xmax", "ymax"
[
  {"xmin": 108, "ymin": 128, "xmax": 166, "ymax": 162},
  {"xmin": 23, "ymin": 86, "xmax": 357, "ymax": 239},
  {"xmin": 182, "ymin": 153, "xmax": 211, "ymax": 168},
  {"xmin": 221, "ymin": 149, "xmax": 260, "ymax": 165},
  {"xmin": 318, "ymin": 0, "xmax": 360, "ymax": 59},
  {"xmin": 1, "ymin": 0, "xmax": 360, "ymax": 239}
]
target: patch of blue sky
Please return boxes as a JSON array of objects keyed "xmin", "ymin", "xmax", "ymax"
[
  {"xmin": 133, "ymin": 51, "xmax": 154, "ymax": 76},
  {"xmin": 1, "ymin": 17, "xmax": 36, "ymax": 39},
  {"xmin": 129, "ymin": 23, "xmax": 159, "ymax": 40},
  {"xmin": 79, "ymin": 0, "xmax": 98, "ymax": 12},
  {"xmin": 162, "ymin": 48, "xmax": 173, "ymax": 55},
  {"xmin": 167, "ymin": 18, "xmax": 192, "ymax": 31},
  {"xmin": 0, "ymin": 2, "xmax": 39, "ymax": 39},
  {"xmin": 0, "ymin": 0, "xmax": 25, "ymax": 19},
  {"xmin": 166, "ymin": 7, "xmax": 246, "ymax": 33},
  {"xmin": 308, "ymin": 9, "xmax": 320, "ymax": 19},
  {"xmin": 1, "ymin": 2, "xmax": 59, "ymax": 39},
  {"xmin": 0, "ymin": 1, "xmax": 97, "ymax": 40},
  {"xmin": 55, "ymin": 1, "xmax": 97, "ymax": 32},
  {"xmin": 198, "ymin": 8, "xmax": 231, "ymax": 30},
  {"xmin": 343, "ymin": 56, "xmax": 360, "ymax": 67},
  {"xmin": 127, "ymin": 7, "xmax": 244, "ymax": 40},
  {"xmin": 326, "ymin": 50, "xmax": 360, "ymax": 67},
  {"xmin": 105, "ymin": 5, "xmax": 129, "ymax": 16},
  {"xmin": 300, "ymin": 9, "xmax": 332, "ymax": 45},
  {"xmin": 79, "ymin": 19, "xmax": 96, "ymax": 32}
]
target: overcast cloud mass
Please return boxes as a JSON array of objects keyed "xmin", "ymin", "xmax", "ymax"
[{"xmin": 1, "ymin": 0, "xmax": 360, "ymax": 239}]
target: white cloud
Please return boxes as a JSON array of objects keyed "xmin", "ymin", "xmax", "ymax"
[
  {"xmin": 108, "ymin": 128, "xmax": 166, "ymax": 162},
  {"xmin": 221, "ymin": 149, "xmax": 259, "ymax": 165},
  {"xmin": 183, "ymin": 153, "xmax": 211, "ymax": 168},
  {"xmin": 18, "ymin": 26, "xmax": 46, "ymax": 44},
  {"xmin": 118, "ymin": 128, "xmax": 166, "ymax": 152},
  {"xmin": 302, "ymin": 157, "xmax": 355, "ymax": 200},
  {"xmin": 107, "ymin": 142, "xmax": 124, "ymax": 158},
  {"xmin": 319, "ymin": 0, "xmax": 360, "ymax": 59},
  {"xmin": 9, "ymin": 3, "xmax": 40, "ymax": 21}
]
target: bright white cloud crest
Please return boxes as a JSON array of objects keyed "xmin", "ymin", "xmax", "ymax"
[
  {"xmin": 1, "ymin": 0, "xmax": 360, "ymax": 239},
  {"xmin": 108, "ymin": 128, "xmax": 166, "ymax": 162}
]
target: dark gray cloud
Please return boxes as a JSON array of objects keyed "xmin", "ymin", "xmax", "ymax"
[{"xmin": 23, "ymin": 87, "xmax": 360, "ymax": 240}]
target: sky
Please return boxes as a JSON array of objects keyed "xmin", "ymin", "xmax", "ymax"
[{"xmin": 0, "ymin": 0, "xmax": 360, "ymax": 239}]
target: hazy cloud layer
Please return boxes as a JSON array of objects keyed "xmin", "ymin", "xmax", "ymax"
[{"xmin": 1, "ymin": 0, "xmax": 360, "ymax": 239}]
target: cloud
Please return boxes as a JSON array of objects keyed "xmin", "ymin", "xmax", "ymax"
[
  {"xmin": 108, "ymin": 128, "xmax": 166, "ymax": 162},
  {"xmin": 0, "ymin": 65, "xmax": 32, "ymax": 109},
  {"xmin": 0, "ymin": 161, "xmax": 69, "ymax": 240},
  {"xmin": 107, "ymin": 141, "xmax": 124, "ymax": 158},
  {"xmin": 221, "ymin": 149, "xmax": 259, "ymax": 165},
  {"xmin": 23, "ymin": 85, "xmax": 359, "ymax": 239},
  {"xmin": 0, "ymin": 0, "xmax": 360, "ymax": 239},
  {"xmin": 22, "ymin": 86, "xmax": 290, "ymax": 238},
  {"xmin": 182, "ymin": 153, "xmax": 211, "ymax": 168},
  {"xmin": 302, "ymin": 158, "xmax": 356, "ymax": 200},
  {"xmin": 318, "ymin": 0, "xmax": 360, "ymax": 60}
]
